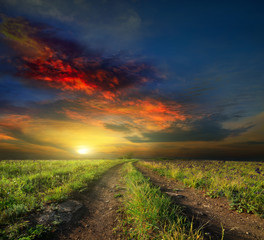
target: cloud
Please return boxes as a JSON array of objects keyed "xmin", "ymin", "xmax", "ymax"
[
  {"xmin": 0, "ymin": 143, "xmax": 73, "ymax": 160},
  {"xmin": 126, "ymin": 115, "xmax": 252, "ymax": 143},
  {"xmin": 244, "ymin": 141, "xmax": 264, "ymax": 145},
  {"xmin": 0, "ymin": 100, "xmax": 28, "ymax": 115},
  {"xmin": 0, "ymin": 133, "xmax": 16, "ymax": 141},
  {"xmin": 62, "ymin": 97, "xmax": 189, "ymax": 131},
  {"xmin": 0, "ymin": 114, "xmax": 68, "ymax": 151},
  {"xmin": 227, "ymin": 141, "xmax": 264, "ymax": 146},
  {"xmin": 0, "ymin": 16, "xmax": 156, "ymax": 100},
  {"xmin": 104, "ymin": 123, "xmax": 133, "ymax": 132},
  {"xmin": 1, "ymin": 0, "xmax": 143, "ymax": 50},
  {"xmin": 0, "ymin": 15, "xmax": 189, "ymax": 134}
]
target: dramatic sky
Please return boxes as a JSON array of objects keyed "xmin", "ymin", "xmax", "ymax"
[{"xmin": 0, "ymin": 0, "xmax": 263, "ymax": 160}]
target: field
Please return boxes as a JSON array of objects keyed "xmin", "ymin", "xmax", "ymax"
[
  {"xmin": 138, "ymin": 160, "xmax": 264, "ymax": 216},
  {"xmin": 0, "ymin": 159, "xmax": 124, "ymax": 239},
  {"xmin": 0, "ymin": 159, "xmax": 264, "ymax": 240}
]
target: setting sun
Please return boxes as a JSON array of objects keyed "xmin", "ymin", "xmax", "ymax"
[{"xmin": 76, "ymin": 147, "xmax": 90, "ymax": 155}]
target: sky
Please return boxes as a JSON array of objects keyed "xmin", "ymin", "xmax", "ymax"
[{"xmin": 0, "ymin": 0, "xmax": 263, "ymax": 160}]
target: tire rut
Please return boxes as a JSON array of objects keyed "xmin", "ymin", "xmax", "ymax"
[
  {"xmin": 135, "ymin": 163, "xmax": 264, "ymax": 240},
  {"xmin": 55, "ymin": 163, "xmax": 125, "ymax": 240}
]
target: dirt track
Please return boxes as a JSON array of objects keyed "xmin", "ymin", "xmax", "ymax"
[
  {"xmin": 55, "ymin": 163, "xmax": 124, "ymax": 240},
  {"xmin": 50, "ymin": 162, "xmax": 263, "ymax": 240}
]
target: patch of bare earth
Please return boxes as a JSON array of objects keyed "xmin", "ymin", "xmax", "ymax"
[
  {"xmin": 135, "ymin": 163, "xmax": 264, "ymax": 240},
  {"xmin": 52, "ymin": 163, "xmax": 125, "ymax": 240}
]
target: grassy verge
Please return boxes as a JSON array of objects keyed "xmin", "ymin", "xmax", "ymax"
[
  {"xmin": 118, "ymin": 162, "xmax": 205, "ymax": 240},
  {"xmin": 0, "ymin": 159, "xmax": 124, "ymax": 239},
  {"xmin": 138, "ymin": 160, "xmax": 264, "ymax": 217}
]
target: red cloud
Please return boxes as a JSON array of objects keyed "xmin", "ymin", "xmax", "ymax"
[
  {"xmin": 0, "ymin": 16, "xmax": 157, "ymax": 100},
  {"xmin": 1, "ymin": 16, "xmax": 191, "ymax": 133}
]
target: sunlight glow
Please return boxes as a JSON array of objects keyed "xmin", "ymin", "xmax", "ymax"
[{"xmin": 76, "ymin": 147, "xmax": 90, "ymax": 155}]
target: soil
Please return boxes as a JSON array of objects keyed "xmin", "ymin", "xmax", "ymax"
[
  {"xmin": 52, "ymin": 163, "xmax": 125, "ymax": 240},
  {"xmin": 135, "ymin": 163, "xmax": 264, "ymax": 240}
]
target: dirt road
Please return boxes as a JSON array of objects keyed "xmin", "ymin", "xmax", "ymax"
[
  {"xmin": 49, "ymin": 162, "xmax": 263, "ymax": 240},
  {"xmin": 55, "ymin": 163, "xmax": 124, "ymax": 240},
  {"xmin": 135, "ymin": 163, "xmax": 264, "ymax": 240}
]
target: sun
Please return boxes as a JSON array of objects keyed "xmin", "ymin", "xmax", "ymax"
[{"xmin": 76, "ymin": 147, "xmax": 90, "ymax": 155}]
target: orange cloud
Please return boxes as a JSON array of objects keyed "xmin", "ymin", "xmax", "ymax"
[
  {"xmin": 0, "ymin": 133, "xmax": 16, "ymax": 141},
  {"xmin": 0, "ymin": 114, "xmax": 31, "ymax": 130},
  {"xmin": 64, "ymin": 97, "xmax": 188, "ymax": 131}
]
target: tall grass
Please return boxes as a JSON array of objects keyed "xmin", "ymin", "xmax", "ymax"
[
  {"xmin": 138, "ymin": 160, "xmax": 264, "ymax": 217},
  {"xmin": 120, "ymin": 162, "xmax": 204, "ymax": 239}
]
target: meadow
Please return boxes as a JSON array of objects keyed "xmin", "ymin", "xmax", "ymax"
[
  {"xmin": 0, "ymin": 159, "xmax": 123, "ymax": 239},
  {"xmin": 138, "ymin": 160, "xmax": 264, "ymax": 217},
  {"xmin": 1, "ymin": 159, "xmax": 263, "ymax": 239}
]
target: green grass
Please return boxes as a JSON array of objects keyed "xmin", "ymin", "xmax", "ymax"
[
  {"xmin": 138, "ymin": 160, "xmax": 264, "ymax": 217},
  {"xmin": 119, "ymin": 162, "xmax": 205, "ymax": 240},
  {"xmin": 0, "ymin": 159, "xmax": 124, "ymax": 239}
]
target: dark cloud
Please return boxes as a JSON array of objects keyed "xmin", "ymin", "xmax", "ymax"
[
  {"xmin": 1, "ymin": 0, "xmax": 143, "ymax": 46},
  {"xmin": 29, "ymin": 98, "xmax": 78, "ymax": 120},
  {"xmin": 0, "ymin": 16, "xmax": 158, "ymax": 100},
  {"xmin": 0, "ymin": 100, "xmax": 28, "ymax": 115},
  {"xmin": 126, "ymin": 115, "xmax": 252, "ymax": 143},
  {"xmin": 0, "ymin": 97, "xmax": 75, "ymax": 122},
  {"xmin": 104, "ymin": 123, "xmax": 132, "ymax": 132},
  {"xmin": 227, "ymin": 141, "xmax": 264, "ymax": 146},
  {"xmin": 245, "ymin": 141, "xmax": 264, "ymax": 145}
]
